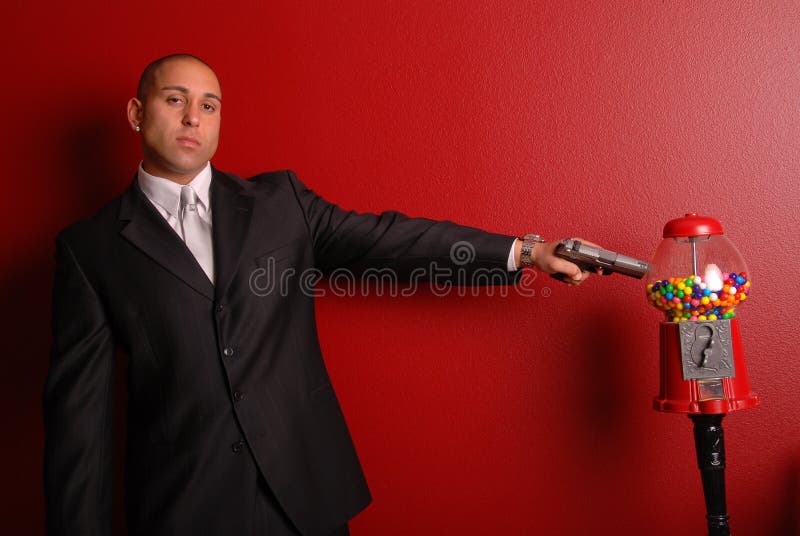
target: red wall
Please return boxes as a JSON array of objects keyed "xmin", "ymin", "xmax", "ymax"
[{"xmin": 3, "ymin": 1, "xmax": 799, "ymax": 534}]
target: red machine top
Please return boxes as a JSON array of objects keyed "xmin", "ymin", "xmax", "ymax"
[{"xmin": 663, "ymin": 213, "xmax": 724, "ymax": 238}]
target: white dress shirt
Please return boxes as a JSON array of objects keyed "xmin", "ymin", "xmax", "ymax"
[
  {"xmin": 138, "ymin": 162, "xmax": 215, "ymax": 282},
  {"xmin": 137, "ymin": 162, "xmax": 213, "ymax": 234}
]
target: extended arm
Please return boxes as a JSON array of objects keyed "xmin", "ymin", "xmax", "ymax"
[{"xmin": 286, "ymin": 170, "xmax": 520, "ymax": 284}]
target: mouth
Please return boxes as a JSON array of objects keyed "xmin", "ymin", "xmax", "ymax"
[{"xmin": 176, "ymin": 136, "xmax": 201, "ymax": 147}]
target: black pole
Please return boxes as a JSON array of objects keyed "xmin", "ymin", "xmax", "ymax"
[{"xmin": 689, "ymin": 413, "xmax": 731, "ymax": 536}]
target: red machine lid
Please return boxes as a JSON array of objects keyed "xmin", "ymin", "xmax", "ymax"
[{"xmin": 663, "ymin": 213, "xmax": 724, "ymax": 238}]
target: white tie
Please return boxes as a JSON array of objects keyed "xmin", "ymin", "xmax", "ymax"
[{"xmin": 180, "ymin": 186, "xmax": 215, "ymax": 283}]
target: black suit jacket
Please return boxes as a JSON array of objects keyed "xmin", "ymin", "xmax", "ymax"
[{"xmin": 43, "ymin": 168, "xmax": 519, "ymax": 535}]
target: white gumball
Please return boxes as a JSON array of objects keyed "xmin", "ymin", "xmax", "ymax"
[{"xmin": 703, "ymin": 264, "xmax": 724, "ymax": 292}]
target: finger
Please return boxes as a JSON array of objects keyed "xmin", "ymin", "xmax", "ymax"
[
  {"xmin": 566, "ymin": 275, "xmax": 585, "ymax": 286},
  {"xmin": 550, "ymin": 258, "xmax": 583, "ymax": 282},
  {"xmin": 572, "ymin": 270, "xmax": 591, "ymax": 285}
]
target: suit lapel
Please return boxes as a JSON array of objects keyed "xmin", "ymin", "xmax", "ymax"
[
  {"xmin": 210, "ymin": 168, "xmax": 254, "ymax": 302},
  {"xmin": 119, "ymin": 178, "xmax": 215, "ymax": 301}
]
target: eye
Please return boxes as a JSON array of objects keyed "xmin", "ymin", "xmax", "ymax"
[
  {"xmin": 167, "ymin": 96, "xmax": 185, "ymax": 104},
  {"xmin": 201, "ymin": 102, "xmax": 217, "ymax": 112}
]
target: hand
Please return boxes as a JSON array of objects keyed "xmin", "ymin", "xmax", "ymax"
[{"xmin": 526, "ymin": 237, "xmax": 602, "ymax": 286}]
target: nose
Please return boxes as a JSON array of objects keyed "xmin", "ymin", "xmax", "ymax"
[{"xmin": 183, "ymin": 103, "xmax": 200, "ymax": 127}]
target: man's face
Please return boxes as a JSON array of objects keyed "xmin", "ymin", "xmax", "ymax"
[{"xmin": 129, "ymin": 58, "xmax": 222, "ymax": 183}]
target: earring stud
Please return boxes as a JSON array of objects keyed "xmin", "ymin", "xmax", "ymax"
[{"xmin": 135, "ymin": 125, "xmax": 141, "ymax": 132}]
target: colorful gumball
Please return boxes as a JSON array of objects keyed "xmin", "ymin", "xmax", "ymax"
[{"xmin": 646, "ymin": 271, "xmax": 752, "ymax": 322}]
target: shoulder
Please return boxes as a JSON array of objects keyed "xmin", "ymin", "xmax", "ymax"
[
  {"xmin": 56, "ymin": 191, "xmax": 126, "ymax": 247},
  {"xmin": 212, "ymin": 167, "xmax": 297, "ymax": 190},
  {"xmin": 246, "ymin": 169, "xmax": 301, "ymax": 191},
  {"xmin": 221, "ymin": 168, "xmax": 309, "ymax": 200}
]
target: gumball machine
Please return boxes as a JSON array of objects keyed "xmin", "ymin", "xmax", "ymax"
[{"xmin": 646, "ymin": 213, "xmax": 758, "ymax": 536}]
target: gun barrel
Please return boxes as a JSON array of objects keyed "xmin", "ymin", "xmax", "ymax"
[{"xmin": 612, "ymin": 253, "xmax": 650, "ymax": 278}]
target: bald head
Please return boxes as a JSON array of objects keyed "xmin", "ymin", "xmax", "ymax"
[
  {"xmin": 127, "ymin": 54, "xmax": 222, "ymax": 183},
  {"xmin": 137, "ymin": 53, "xmax": 216, "ymax": 103}
]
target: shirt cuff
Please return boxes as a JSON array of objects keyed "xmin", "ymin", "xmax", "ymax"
[{"xmin": 507, "ymin": 238, "xmax": 519, "ymax": 272}]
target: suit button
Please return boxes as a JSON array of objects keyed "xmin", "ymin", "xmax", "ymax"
[
  {"xmin": 215, "ymin": 304, "xmax": 225, "ymax": 313},
  {"xmin": 223, "ymin": 347, "xmax": 234, "ymax": 357},
  {"xmin": 231, "ymin": 440, "xmax": 244, "ymax": 453},
  {"xmin": 233, "ymin": 390, "xmax": 245, "ymax": 402}
]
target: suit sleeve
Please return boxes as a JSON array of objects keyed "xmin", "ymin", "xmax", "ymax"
[
  {"xmin": 43, "ymin": 235, "xmax": 115, "ymax": 536},
  {"xmin": 285, "ymin": 170, "xmax": 520, "ymax": 284}
]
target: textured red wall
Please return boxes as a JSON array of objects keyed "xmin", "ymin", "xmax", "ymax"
[{"xmin": 3, "ymin": 1, "xmax": 799, "ymax": 534}]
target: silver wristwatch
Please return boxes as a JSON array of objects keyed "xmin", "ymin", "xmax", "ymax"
[{"xmin": 520, "ymin": 234, "xmax": 545, "ymax": 267}]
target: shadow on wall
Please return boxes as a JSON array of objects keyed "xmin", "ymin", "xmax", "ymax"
[
  {"xmin": 775, "ymin": 457, "xmax": 799, "ymax": 536},
  {"xmin": 572, "ymin": 310, "xmax": 632, "ymax": 443},
  {"xmin": 568, "ymin": 308, "xmax": 799, "ymax": 536},
  {"xmin": 0, "ymin": 102, "xmax": 131, "ymax": 534},
  {"xmin": 60, "ymin": 102, "xmax": 134, "ymax": 217},
  {"xmin": 560, "ymin": 299, "xmax": 653, "ymax": 488}
]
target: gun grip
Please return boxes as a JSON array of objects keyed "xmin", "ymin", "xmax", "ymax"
[
  {"xmin": 549, "ymin": 272, "xmax": 574, "ymax": 283},
  {"xmin": 549, "ymin": 266, "xmax": 607, "ymax": 283}
]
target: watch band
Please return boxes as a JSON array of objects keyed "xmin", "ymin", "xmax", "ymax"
[{"xmin": 520, "ymin": 234, "xmax": 545, "ymax": 267}]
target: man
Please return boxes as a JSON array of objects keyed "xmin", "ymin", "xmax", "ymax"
[{"xmin": 43, "ymin": 54, "xmax": 591, "ymax": 536}]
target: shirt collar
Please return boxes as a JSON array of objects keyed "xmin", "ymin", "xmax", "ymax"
[{"xmin": 137, "ymin": 162, "xmax": 213, "ymax": 218}]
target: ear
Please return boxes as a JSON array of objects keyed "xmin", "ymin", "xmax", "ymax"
[{"xmin": 127, "ymin": 98, "xmax": 143, "ymax": 132}]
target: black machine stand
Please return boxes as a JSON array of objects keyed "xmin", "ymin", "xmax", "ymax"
[{"xmin": 690, "ymin": 414, "xmax": 731, "ymax": 536}]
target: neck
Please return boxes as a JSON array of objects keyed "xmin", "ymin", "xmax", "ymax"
[{"xmin": 141, "ymin": 161, "xmax": 207, "ymax": 185}]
